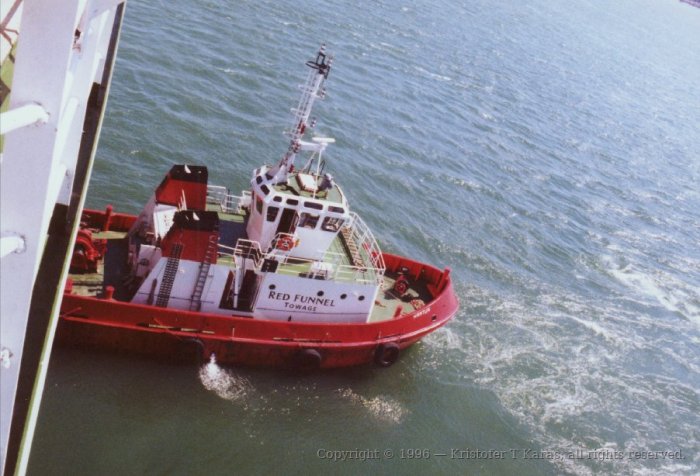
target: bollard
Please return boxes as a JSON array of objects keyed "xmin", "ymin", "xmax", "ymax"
[
  {"xmin": 103, "ymin": 204, "xmax": 114, "ymax": 231},
  {"xmin": 104, "ymin": 285, "xmax": 115, "ymax": 300}
]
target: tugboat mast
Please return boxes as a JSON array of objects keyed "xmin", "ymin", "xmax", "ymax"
[{"xmin": 266, "ymin": 46, "xmax": 332, "ymax": 184}]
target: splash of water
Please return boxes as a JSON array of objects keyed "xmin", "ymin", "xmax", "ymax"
[{"xmin": 198, "ymin": 354, "xmax": 252, "ymax": 401}]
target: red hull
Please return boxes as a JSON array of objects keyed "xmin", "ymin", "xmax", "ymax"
[{"xmin": 58, "ymin": 252, "xmax": 458, "ymax": 368}]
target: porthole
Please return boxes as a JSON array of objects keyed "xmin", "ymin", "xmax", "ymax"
[
  {"xmin": 317, "ymin": 291, "xmax": 324, "ymax": 297},
  {"xmin": 340, "ymin": 294, "xmax": 347, "ymax": 300},
  {"xmin": 358, "ymin": 295, "xmax": 365, "ymax": 301},
  {"xmin": 269, "ymin": 284, "xmax": 276, "ymax": 290}
]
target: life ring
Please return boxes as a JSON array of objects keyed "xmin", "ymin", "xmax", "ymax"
[
  {"xmin": 277, "ymin": 235, "xmax": 294, "ymax": 251},
  {"xmin": 374, "ymin": 343, "xmax": 400, "ymax": 367},
  {"xmin": 296, "ymin": 348, "xmax": 322, "ymax": 370}
]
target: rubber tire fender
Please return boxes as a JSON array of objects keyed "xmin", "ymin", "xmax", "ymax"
[
  {"xmin": 296, "ymin": 348, "xmax": 322, "ymax": 370},
  {"xmin": 374, "ymin": 342, "xmax": 400, "ymax": 367},
  {"xmin": 183, "ymin": 337, "xmax": 207, "ymax": 365}
]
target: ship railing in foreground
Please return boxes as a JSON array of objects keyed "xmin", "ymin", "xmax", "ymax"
[
  {"xmin": 217, "ymin": 238, "xmax": 385, "ymax": 286},
  {"xmin": 206, "ymin": 185, "xmax": 251, "ymax": 214}
]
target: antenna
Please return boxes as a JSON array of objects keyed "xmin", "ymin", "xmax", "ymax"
[{"xmin": 266, "ymin": 45, "xmax": 333, "ymax": 184}]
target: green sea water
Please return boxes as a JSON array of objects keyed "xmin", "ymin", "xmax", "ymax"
[{"xmin": 29, "ymin": 0, "xmax": 700, "ymax": 474}]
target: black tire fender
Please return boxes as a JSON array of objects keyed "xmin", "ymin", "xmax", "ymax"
[
  {"xmin": 183, "ymin": 337, "xmax": 207, "ymax": 365},
  {"xmin": 296, "ymin": 348, "xmax": 322, "ymax": 370},
  {"xmin": 374, "ymin": 342, "xmax": 400, "ymax": 367}
]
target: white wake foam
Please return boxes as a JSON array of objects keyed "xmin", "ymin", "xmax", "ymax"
[
  {"xmin": 420, "ymin": 282, "xmax": 699, "ymax": 476},
  {"xmin": 337, "ymin": 388, "xmax": 408, "ymax": 424},
  {"xmin": 603, "ymin": 254, "xmax": 700, "ymax": 326},
  {"xmin": 198, "ymin": 355, "xmax": 252, "ymax": 401}
]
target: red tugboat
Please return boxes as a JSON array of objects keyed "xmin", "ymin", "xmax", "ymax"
[{"xmin": 58, "ymin": 48, "xmax": 459, "ymax": 368}]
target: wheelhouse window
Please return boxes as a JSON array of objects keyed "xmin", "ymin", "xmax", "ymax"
[
  {"xmin": 299, "ymin": 212, "xmax": 320, "ymax": 229},
  {"xmin": 321, "ymin": 216, "xmax": 344, "ymax": 232},
  {"xmin": 267, "ymin": 206, "xmax": 279, "ymax": 222},
  {"xmin": 304, "ymin": 201, "xmax": 323, "ymax": 210}
]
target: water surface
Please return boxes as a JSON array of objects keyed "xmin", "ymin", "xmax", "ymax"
[{"xmin": 30, "ymin": 0, "xmax": 700, "ymax": 474}]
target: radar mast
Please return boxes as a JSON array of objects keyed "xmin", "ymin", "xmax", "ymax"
[{"xmin": 266, "ymin": 46, "xmax": 332, "ymax": 184}]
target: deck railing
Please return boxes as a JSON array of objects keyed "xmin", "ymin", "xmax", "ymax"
[
  {"xmin": 216, "ymin": 237, "xmax": 384, "ymax": 285},
  {"xmin": 206, "ymin": 185, "xmax": 251, "ymax": 214},
  {"xmin": 213, "ymin": 206, "xmax": 385, "ymax": 285},
  {"xmin": 217, "ymin": 240, "xmax": 263, "ymax": 267},
  {"xmin": 272, "ymin": 250, "xmax": 384, "ymax": 285},
  {"xmin": 342, "ymin": 212, "xmax": 386, "ymax": 271}
]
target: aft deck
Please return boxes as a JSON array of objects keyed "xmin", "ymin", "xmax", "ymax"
[
  {"xmin": 68, "ymin": 229, "xmax": 129, "ymax": 298},
  {"xmin": 205, "ymin": 202, "xmax": 247, "ymax": 249}
]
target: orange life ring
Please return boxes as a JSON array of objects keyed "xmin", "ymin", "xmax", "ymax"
[{"xmin": 277, "ymin": 235, "xmax": 294, "ymax": 251}]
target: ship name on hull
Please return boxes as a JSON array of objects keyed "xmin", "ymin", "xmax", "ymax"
[{"xmin": 268, "ymin": 291, "xmax": 337, "ymax": 312}]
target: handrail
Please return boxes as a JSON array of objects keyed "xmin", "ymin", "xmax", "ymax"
[
  {"xmin": 206, "ymin": 185, "xmax": 251, "ymax": 214},
  {"xmin": 218, "ymin": 236, "xmax": 384, "ymax": 285},
  {"xmin": 212, "ymin": 208, "xmax": 385, "ymax": 285},
  {"xmin": 343, "ymin": 212, "xmax": 385, "ymax": 271}
]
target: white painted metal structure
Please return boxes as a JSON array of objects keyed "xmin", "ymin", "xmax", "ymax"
[
  {"xmin": 245, "ymin": 172, "xmax": 351, "ymax": 262},
  {"xmin": 265, "ymin": 47, "xmax": 332, "ymax": 185},
  {"xmin": 130, "ymin": 209, "xmax": 385, "ymax": 323},
  {"xmin": 0, "ymin": 0, "xmax": 125, "ymax": 473}
]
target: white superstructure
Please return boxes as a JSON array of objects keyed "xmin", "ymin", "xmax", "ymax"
[{"xmin": 122, "ymin": 49, "xmax": 387, "ymax": 326}]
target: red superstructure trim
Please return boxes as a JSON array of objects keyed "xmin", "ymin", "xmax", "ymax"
[
  {"xmin": 154, "ymin": 165, "xmax": 208, "ymax": 210},
  {"xmin": 160, "ymin": 210, "xmax": 220, "ymax": 263},
  {"xmin": 81, "ymin": 208, "xmax": 136, "ymax": 230}
]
